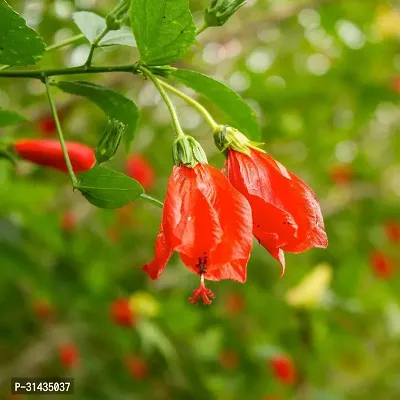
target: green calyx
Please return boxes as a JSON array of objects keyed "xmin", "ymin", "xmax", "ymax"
[
  {"xmin": 105, "ymin": 0, "xmax": 131, "ymax": 30},
  {"xmin": 172, "ymin": 135, "xmax": 208, "ymax": 168},
  {"xmin": 204, "ymin": 0, "xmax": 246, "ymax": 27},
  {"xmin": 213, "ymin": 125, "xmax": 263, "ymax": 155},
  {"xmin": 95, "ymin": 118, "xmax": 126, "ymax": 164}
]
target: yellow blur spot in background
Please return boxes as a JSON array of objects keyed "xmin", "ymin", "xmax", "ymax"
[
  {"xmin": 129, "ymin": 291, "xmax": 159, "ymax": 318},
  {"xmin": 375, "ymin": 5, "xmax": 400, "ymax": 38},
  {"xmin": 286, "ymin": 263, "xmax": 333, "ymax": 308}
]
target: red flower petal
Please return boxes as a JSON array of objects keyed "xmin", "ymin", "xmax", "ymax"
[
  {"xmin": 142, "ymin": 227, "xmax": 173, "ymax": 280},
  {"xmin": 173, "ymin": 165, "xmax": 223, "ymax": 260},
  {"xmin": 282, "ymin": 171, "xmax": 327, "ymax": 252}
]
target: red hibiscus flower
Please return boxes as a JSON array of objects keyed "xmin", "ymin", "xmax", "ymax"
[
  {"xmin": 270, "ymin": 355, "xmax": 297, "ymax": 385},
  {"xmin": 218, "ymin": 127, "xmax": 327, "ymax": 274},
  {"xmin": 126, "ymin": 154, "xmax": 155, "ymax": 191},
  {"xmin": 143, "ymin": 136, "xmax": 253, "ymax": 305}
]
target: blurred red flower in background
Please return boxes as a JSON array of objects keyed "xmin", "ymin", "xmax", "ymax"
[
  {"xmin": 370, "ymin": 250, "xmax": 393, "ymax": 279},
  {"xmin": 227, "ymin": 148, "xmax": 327, "ymax": 274},
  {"xmin": 59, "ymin": 343, "xmax": 79, "ymax": 368},
  {"xmin": 143, "ymin": 164, "xmax": 253, "ymax": 305},
  {"xmin": 219, "ymin": 349, "xmax": 239, "ymax": 369},
  {"xmin": 110, "ymin": 298, "xmax": 135, "ymax": 327},
  {"xmin": 61, "ymin": 211, "xmax": 76, "ymax": 232},
  {"xmin": 392, "ymin": 76, "xmax": 400, "ymax": 92},
  {"xmin": 125, "ymin": 355, "xmax": 149, "ymax": 380},
  {"xmin": 270, "ymin": 355, "xmax": 297, "ymax": 385},
  {"xmin": 329, "ymin": 165, "xmax": 353, "ymax": 184},
  {"xmin": 32, "ymin": 299, "xmax": 54, "ymax": 321},
  {"xmin": 384, "ymin": 221, "xmax": 400, "ymax": 243},
  {"xmin": 126, "ymin": 154, "xmax": 155, "ymax": 191},
  {"xmin": 37, "ymin": 115, "xmax": 57, "ymax": 137},
  {"xmin": 224, "ymin": 292, "xmax": 246, "ymax": 316}
]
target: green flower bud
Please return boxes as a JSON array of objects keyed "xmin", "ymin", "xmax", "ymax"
[
  {"xmin": 204, "ymin": 0, "xmax": 246, "ymax": 27},
  {"xmin": 95, "ymin": 118, "xmax": 126, "ymax": 164},
  {"xmin": 213, "ymin": 125, "xmax": 263, "ymax": 155},
  {"xmin": 172, "ymin": 135, "xmax": 208, "ymax": 168},
  {"xmin": 106, "ymin": 0, "xmax": 131, "ymax": 31}
]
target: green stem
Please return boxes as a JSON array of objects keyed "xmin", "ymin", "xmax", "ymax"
[
  {"xmin": 139, "ymin": 66, "xmax": 185, "ymax": 138},
  {"xmin": 0, "ymin": 64, "xmax": 138, "ymax": 79},
  {"xmin": 158, "ymin": 80, "xmax": 220, "ymax": 132},
  {"xmin": 0, "ymin": 34, "xmax": 85, "ymax": 72},
  {"xmin": 46, "ymin": 34, "xmax": 85, "ymax": 51},
  {"xmin": 44, "ymin": 77, "xmax": 77, "ymax": 186},
  {"xmin": 196, "ymin": 23, "xmax": 208, "ymax": 36},
  {"xmin": 85, "ymin": 28, "xmax": 109, "ymax": 67},
  {"xmin": 140, "ymin": 194, "xmax": 163, "ymax": 208}
]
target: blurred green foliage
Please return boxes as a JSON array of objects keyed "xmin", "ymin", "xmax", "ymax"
[{"xmin": 0, "ymin": 0, "xmax": 399, "ymax": 399}]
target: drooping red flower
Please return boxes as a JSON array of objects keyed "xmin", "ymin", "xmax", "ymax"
[
  {"xmin": 384, "ymin": 221, "xmax": 400, "ymax": 243},
  {"xmin": 270, "ymin": 355, "xmax": 297, "ymax": 385},
  {"xmin": 124, "ymin": 355, "xmax": 149, "ymax": 380},
  {"xmin": 227, "ymin": 147, "xmax": 327, "ymax": 273},
  {"xmin": 143, "ymin": 163, "xmax": 253, "ymax": 305},
  {"xmin": 110, "ymin": 298, "xmax": 135, "ymax": 327},
  {"xmin": 370, "ymin": 250, "xmax": 393, "ymax": 279},
  {"xmin": 59, "ymin": 343, "xmax": 79, "ymax": 368},
  {"xmin": 126, "ymin": 154, "xmax": 155, "ymax": 191}
]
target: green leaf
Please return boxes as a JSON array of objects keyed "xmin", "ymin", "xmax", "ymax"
[
  {"xmin": 55, "ymin": 81, "xmax": 139, "ymax": 151},
  {"xmin": 170, "ymin": 69, "xmax": 261, "ymax": 140},
  {"xmin": 100, "ymin": 26, "xmax": 136, "ymax": 47},
  {"xmin": 130, "ymin": 0, "xmax": 196, "ymax": 65},
  {"xmin": 0, "ymin": 0, "xmax": 46, "ymax": 66},
  {"xmin": 73, "ymin": 11, "xmax": 136, "ymax": 47},
  {"xmin": 75, "ymin": 165, "xmax": 144, "ymax": 209},
  {"xmin": 0, "ymin": 108, "xmax": 25, "ymax": 127}
]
